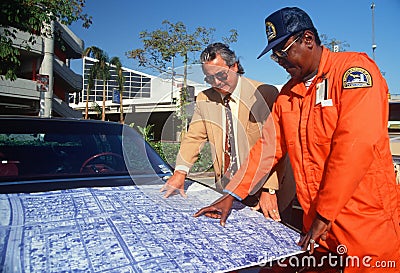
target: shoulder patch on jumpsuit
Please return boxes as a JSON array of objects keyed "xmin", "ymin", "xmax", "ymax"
[{"xmin": 342, "ymin": 67, "xmax": 373, "ymax": 89}]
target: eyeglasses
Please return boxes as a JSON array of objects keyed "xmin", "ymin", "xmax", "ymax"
[
  {"xmin": 270, "ymin": 35, "xmax": 301, "ymax": 63},
  {"xmin": 204, "ymin": 67, "xmax": 231, "ymax": 84}
]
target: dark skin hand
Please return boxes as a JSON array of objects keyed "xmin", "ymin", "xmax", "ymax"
[
  {"xmin": 196, "ymin": 195, "xmax": 331, "ymax": 253},
  {"xmin": 298, "ymin": 213, "xmax": 331, "ymax": 254},
  {"xmin": 193, "ymin": 194, "xmax": 235, "ymax": 227}
]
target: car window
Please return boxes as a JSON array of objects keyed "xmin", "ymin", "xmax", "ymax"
[
  {"xmin": 389, "ymin": 102, "xmax": 400, "ymax": 130},
  {"xmin": 0, "ymin": 120, "xmax": 171, "ymax": 181}
]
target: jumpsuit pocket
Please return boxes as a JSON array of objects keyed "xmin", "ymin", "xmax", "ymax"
[
  {"xmin": 313, "ymin": 104, "xmax": 338, "ymax": 145},
  {"xmin": 281, "ymin": 111, "xmax": 300, "ymax": 146}
]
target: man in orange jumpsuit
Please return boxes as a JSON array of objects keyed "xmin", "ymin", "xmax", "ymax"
[{"xmin": 195, "ymin": 7, "xmax": 400, "ymax": 272}]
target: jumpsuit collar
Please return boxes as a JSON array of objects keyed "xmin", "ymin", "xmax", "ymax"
[
  {"xmin": 289, "ymin": 46, "xmax": 332, "ymax": 98},
  {"xmin": 316, "ymin": 46, "xmax": 332, "ymax": 81}
]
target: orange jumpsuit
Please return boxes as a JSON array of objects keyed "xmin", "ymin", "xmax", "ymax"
[{"xmin": 226, "ymin": 47, "xmax": 400, "ymax": 272}]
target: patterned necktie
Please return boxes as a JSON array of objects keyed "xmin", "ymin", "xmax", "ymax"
[{"xmin": 223, "ymin": 94, "xmax": 238, "ymax": 180}]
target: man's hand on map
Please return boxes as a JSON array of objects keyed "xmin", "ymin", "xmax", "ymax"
[
  {"xmin": 251, "ymin": 190, "xmax": 281, "ymax": 221},
  {"xmin": 193, "ymin": 194, "xmax": 235, "ymax": 227},
  {"xmin": 160, "ymin": 170, "xmax": 187, "ymax": 198},
  {"xmin": 298, "ymin": 213, "xmax": 331, "ymax": 254}
]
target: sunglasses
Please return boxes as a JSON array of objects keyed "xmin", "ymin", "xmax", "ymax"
[
  {"xmin": 204, "ymin": 66, "xmax": 231, "ymax": 84},
  {"xmin": 270, "ymin": 34, "xmax": 301, "ymax": 63}
]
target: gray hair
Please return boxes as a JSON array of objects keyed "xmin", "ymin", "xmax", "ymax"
[{"xmin": 200, "ymin": 43, "xmax": 244, "ymax": 75}]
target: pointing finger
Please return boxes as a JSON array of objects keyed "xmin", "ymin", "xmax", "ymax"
[
  {"xmin": 179, "ymin": 188, "xmax": 187, "ymax": 198},
  {"xmin": 193, "ymin": 206, "xmax": 215, "ymax": 217},
  {"xmin": 163, "ymin": 187, "xmax": 176, "ymax": 198},
  {"xmin": 160, "ymin": 184, "xmax": 166, "ymax": 192}
]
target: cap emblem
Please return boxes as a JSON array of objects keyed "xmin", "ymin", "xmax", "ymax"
[{"xmin": 265, "ymin": 21, "xmax": 276, "ymax": 41}]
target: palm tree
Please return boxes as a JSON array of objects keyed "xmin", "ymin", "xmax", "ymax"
[
  {"xmin": 97, "ymin": 53, "xmax": 110, "ymax": 121},
  {"xmin": 109, "ymin": 56, "xmax": 125, "ymax": 124},
  {"xmin": 83, "ymin": 70, "xmax": 95, "ymax": 119},
  {"xmin": 82, "ymin": 46, "xmax": 110, "ymax": 121},
  {"xmin": 82, "ymin": 46, "xmax": 104, "ymax": 119}
]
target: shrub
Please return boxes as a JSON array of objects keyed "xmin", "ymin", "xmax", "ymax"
[{"xmin": 149, "ymin": 141, "xmax": 214, "ymax": 174}]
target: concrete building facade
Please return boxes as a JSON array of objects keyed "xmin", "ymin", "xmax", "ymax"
[
  {"xmin": 69, "ymin": 57, "xmax": 208, "ymax": 141},
  {"xmin": 0, "ymin": 21, "xmax": 208, "ymax": 141},
  {"xmin": 0, "ymin": 21, "xmax": 84, "ymax": 118}
]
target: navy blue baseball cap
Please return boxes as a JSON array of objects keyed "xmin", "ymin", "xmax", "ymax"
[{"xmin": 257, "ymin": 7, "xmax": 315, "ymax": 59}]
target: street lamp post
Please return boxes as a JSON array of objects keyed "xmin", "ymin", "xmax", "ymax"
[
  {"xmin": 171, "ymin": 56, "xmax": 174, "ymax": 104},
  {"xmin": 371, "ymin": 2, "xmax": 377, "ymax": 60}
]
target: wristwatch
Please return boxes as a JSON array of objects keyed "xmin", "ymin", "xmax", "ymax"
[{"xmin": 262, "ymin": 188, "xmax": 276, "ymax": 194}]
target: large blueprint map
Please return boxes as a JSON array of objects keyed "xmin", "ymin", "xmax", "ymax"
[{"xmin": 0, "ymin": 181, "xmax": 303, "ymax": 272}]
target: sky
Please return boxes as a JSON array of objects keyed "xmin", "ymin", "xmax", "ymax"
[{"xmin": 69, "ymin": 0, "xmax": 400, "ymax": 94}]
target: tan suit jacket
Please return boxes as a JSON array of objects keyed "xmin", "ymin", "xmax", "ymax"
[{"xmin": 176, "ymin": 77, "xmax": 295, "ymax": 209}]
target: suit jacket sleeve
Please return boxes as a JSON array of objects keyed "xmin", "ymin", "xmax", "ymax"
[{"xmin": 175, "ymin": 93, "xmax": 209, "ymax": 172}]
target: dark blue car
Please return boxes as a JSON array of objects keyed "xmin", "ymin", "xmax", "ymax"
[{"xmin": 0, "ymin": 117, "xmax": 305, "ymax": 273}]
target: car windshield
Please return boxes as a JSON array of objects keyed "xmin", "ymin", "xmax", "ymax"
[{"xmin": 0, "ymin": 118, "xmax": 171, "ymax": 182}]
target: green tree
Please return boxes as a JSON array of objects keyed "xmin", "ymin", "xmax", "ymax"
[
  {"xmin": 97, "ymin": 53, "xmax": 110, "ymax": 121},
  {"xmin": 127, "ymin": 20, "xmax": 238, "ymax": 134},
  {"xmin": 0, "ymin": 0, "xmax": 92, "ymax": 80},
  {"xmin": 91, "ymin": 101, "xmax": 102, "ymax": 118},
  {"xmin": 137, "ymin": 124, "xmax": 154, "ymax": 142},
  {"xmin": 82, "ymin": 46, "xmax": 101, "ymax": 119},
  {"xmin": 110, "ymin": 56, "xmax": 125, "ymax": 124},
  {"xmin": 84, "ymin": 71, "xmax": 95, "ymax": 119},
  {"xmin": 83, "ymin": 46, "xmax": 110, "ymax": 121},
  {"xmin": 321, "ymin": 34, "xmax": 350, "ymax": 52},
  {"xmin": 82, "ymin": 46, "xmax": 105, "ymax": 119}
]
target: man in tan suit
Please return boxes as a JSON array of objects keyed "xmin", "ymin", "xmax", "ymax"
[{"xmin": 161, "ymin": 43, "xmax": 294, "ymax": 221}]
